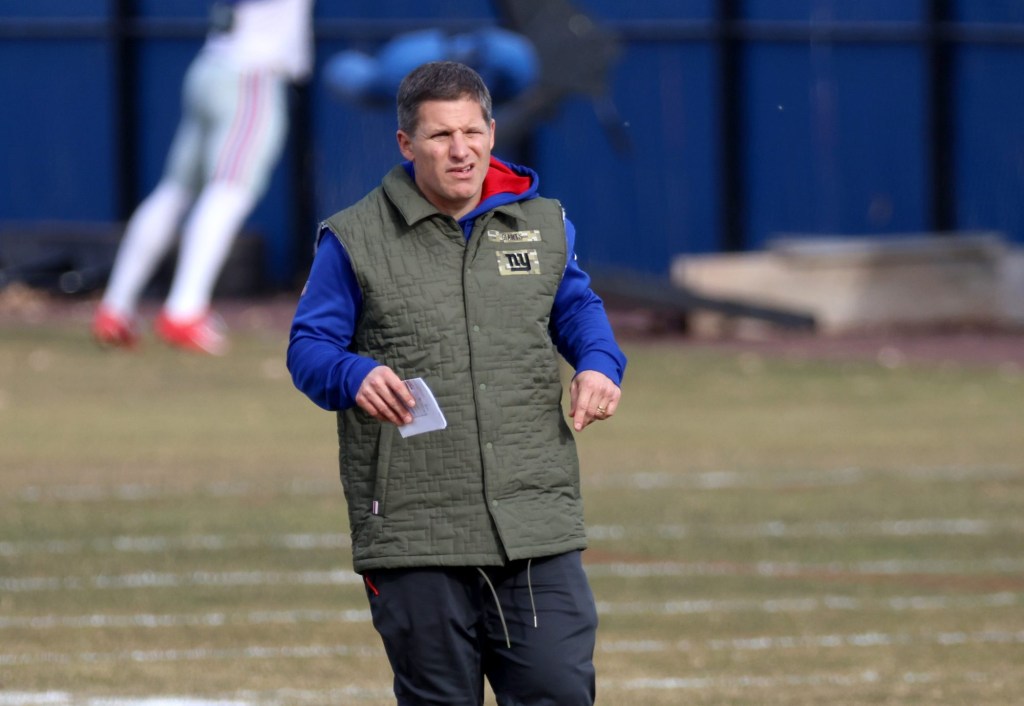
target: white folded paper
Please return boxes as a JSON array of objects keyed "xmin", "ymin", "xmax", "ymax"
[{"xmin": 398, "ymin": 377, "xmax": 448, "ymax": 438}]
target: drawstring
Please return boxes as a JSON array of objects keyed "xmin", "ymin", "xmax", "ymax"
[
  {"xmin": 477, "ymin": 568, "xmax": 511, "ymax": 649},
  {"xmin": 527, "ymin": 559, "xmax": 537, "ymax": 628},
  {"xmin": 476, "ymin": 560, "xmax": 540, "ymax": 650}
]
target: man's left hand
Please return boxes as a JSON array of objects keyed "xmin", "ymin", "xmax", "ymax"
[{"xmin": 569, "ymin": 370, "xmax": 621, "ymax": 432}]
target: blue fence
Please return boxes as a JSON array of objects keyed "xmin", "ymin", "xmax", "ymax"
[{"xmin": 1, "ymin": 0, "xmax": 1023, "ymax": 287}]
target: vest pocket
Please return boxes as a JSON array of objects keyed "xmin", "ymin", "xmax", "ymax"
[
  {"xmin": 370, "ymin": 423, "xmax": 395, "ymax": 516},
  {"xmin": 353, "ymin": 423, "xmax": 393, "ymax": 552}
]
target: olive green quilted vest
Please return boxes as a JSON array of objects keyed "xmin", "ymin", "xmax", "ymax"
[{"xmin": 324, "ymin": 165, "xmax": 585, "ymax": 572}]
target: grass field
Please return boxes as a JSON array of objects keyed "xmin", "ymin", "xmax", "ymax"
[{"xmin": 2, "ymin": 304, "xmax": 1024, "ymax": 705}]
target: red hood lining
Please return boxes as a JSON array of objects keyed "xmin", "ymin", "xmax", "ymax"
[{"xmin": 480, "ymin": 157, "xmax": 531, "ymax": 201}]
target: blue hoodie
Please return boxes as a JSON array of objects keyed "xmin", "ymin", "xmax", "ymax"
[{"xmin": 287, "ymin": 156, "xmax": 626, "ymax": 411}]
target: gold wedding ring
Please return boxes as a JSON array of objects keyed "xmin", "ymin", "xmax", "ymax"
[{"xmin": 596, "ymin": 405, "xmax": 607, "ymax": 414}]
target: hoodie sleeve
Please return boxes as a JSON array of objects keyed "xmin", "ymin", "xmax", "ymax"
[
  {"xmin": 286, "ymin": 231, "xmax": 379, "ymax": 411},
  {"xmin": 549, "ymin": 217, "xmax": 627, "ymax": 385}
]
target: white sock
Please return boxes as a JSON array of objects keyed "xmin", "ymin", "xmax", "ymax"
[
  {"xmin": 102, "ymin": 181, "xmax": 192, "ymax": 318},
  {"xmin": 163, "ymin": 180, "xmax": 256, "ymax": 321}
]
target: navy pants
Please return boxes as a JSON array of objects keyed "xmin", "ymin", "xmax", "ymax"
[{"xmin": 362, "ymin": 550, "xmax": 598, "ymax": 706}]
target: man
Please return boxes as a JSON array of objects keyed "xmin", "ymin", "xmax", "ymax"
[
  {"xmin": 287, "ymin": 61, "xmax": 625, "ymax": 706},
  {"xmin": 93, "ymin": 0, "xmax": 315, "ymax": 355}
]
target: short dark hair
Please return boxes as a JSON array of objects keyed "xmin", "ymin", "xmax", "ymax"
[{"xmin": 396, "ymin": 61, "xmax": 493, "ymax": 136}]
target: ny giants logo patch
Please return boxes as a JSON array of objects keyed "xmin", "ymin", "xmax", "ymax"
[{"xmin": 496, "ymin": 249, "xmax": 541, "ymax": 276}]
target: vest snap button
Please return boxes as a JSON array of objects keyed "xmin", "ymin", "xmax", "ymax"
[{"xmin": 479, "ymin": 383, "xmax": 486, "ymax": 390}]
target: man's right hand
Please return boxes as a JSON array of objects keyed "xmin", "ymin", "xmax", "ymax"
[{"xmin": 355, "ymin": 366, "xmax": 416, "ymax": 426}]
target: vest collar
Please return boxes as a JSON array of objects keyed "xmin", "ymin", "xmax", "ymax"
[
  {"xmin": 382, "ymin": 165, "xmax": 438, "ymax": 227},
  {"xmin": 382, "ymin": 163, "xmax": 532, "ymax": 230}
]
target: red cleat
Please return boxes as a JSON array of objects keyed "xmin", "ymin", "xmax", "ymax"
[
  {"xmin": 92, "ymin": 306, "xmax": 139, "ymax": 349},
  {"xmin": 154, "ymin": 310, "xmax": 229, "ymax": 356}
]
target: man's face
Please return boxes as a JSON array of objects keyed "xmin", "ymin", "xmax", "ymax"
[{"xmin": 397, "ymin": 97, "xmax": 495, "ymax": 220}]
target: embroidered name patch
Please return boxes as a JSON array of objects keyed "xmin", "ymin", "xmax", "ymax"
[
  {"xmin": 497, "ymin": 249, "xmax": 541, "ymax": 276},
  {"xmin": 487, "ymin": 229, "xmax": 542, "ymax": 243}
]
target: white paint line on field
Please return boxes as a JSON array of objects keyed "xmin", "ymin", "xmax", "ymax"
[
  {"xmin": 3, "ymin": 515, "xmax": 1017, "ymax": 560},
  {"xmin": 0, "ymin": 569, "xmax": 363, "ymax": 593},
  {"xmin": 0, "ymin": 669, "xmax": 1004, "ymax": 705},
  {"xmin": 0, "ymin": 533, "xmax": 349, "ymax": 558},
  {"xmin": 600, "ymin": 628, "xmax": 1024, "ymax": 654},
  {"xmin": 585, "ymin": 556, "xmax": 1024, "ymax": 579},
  {"xmin": 604, "ymin": 669, "xmax": 943, "ymax": 691},
  {"xmin": 12, "ymin": 480, "xmax": 339, "ymax": 504},
  {"xmin": 3, "ymin": 592, "xmax": 1017, "ymax": 633},
  {"xmin": 587, "ymin": 464, "xmax": 1022, "ymax": 491},
  {"xmin": 11, "ymin": 465, "xmax": 1021, "ymax": 504},
  {"xmin": 0, "ymin": 687, "xmax": 399, "ymax": 706},
  {"xmin": 4, "ymin": 628, "xmax": 1022, "ymax": 669},
  {"xmin": 235, "ymin": 686, "xmax": 396, "ymax": 703},
  {"xmin": 0, "ymin": 671, "xmax": 934, "ymax": 704},
  {"xmin": 588, "ymin": 516, "xmax": 1024, "ymax": 541},
  {"xmin": 711, "ymin": 628, "xmax": 1024, "ymax": 652},
  {"xmin": 596, "ymin": 591, "xmax": 1020, "ymax": 617},
  {"xmin": 0, "ymin": 608, "xmax": 372, "ymax": 630},
  {"xmin": 0, "ymin": 643, "xmax": 381, "ymax": 667},
  {"xmin": 0, "ymin": 695, "xmax": 254, "ymax": 706},
  {"xmin": 0, "ymin": 667, "xmax": 1002, "ymax": 704},
  {"xmin": 4, "ymin": 557, "xmax": 1023, "ymax": 594}
]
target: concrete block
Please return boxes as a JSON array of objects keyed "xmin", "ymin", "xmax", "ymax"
[
  {"xmin": 1001, "ymin": 248, "xmax": 1024, "ymax": 325},
  {"xmin": 672, "ymin": 232, "xmax": 1010, "ymax": 333}
]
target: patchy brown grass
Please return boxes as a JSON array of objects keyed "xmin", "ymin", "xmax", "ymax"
[{"xmin": 1, "ymin": 304, "xmax": 1023, "ymax": 705}]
